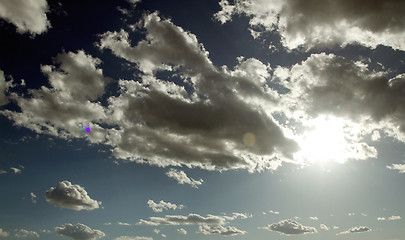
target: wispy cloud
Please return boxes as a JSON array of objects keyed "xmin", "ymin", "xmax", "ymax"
[
  {"xmin": 337, "ymin": 226, "xmax": 371, "ymax": 235},
  {"xmin": 165, "ymin": 169, "xmax": 203, "ymax": 188},
  {"xmin": 147, "ymin": 200, "xmax": 184, "ymax": 212}
]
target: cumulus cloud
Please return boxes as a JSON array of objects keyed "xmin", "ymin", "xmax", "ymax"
[
  {"xmin": 378, "ymin": 215, "xmax": 401, "ymax": 221},
  {"xmin": 260, "ymin": 219, "xmax": 317, "ymax": 235},
  {"xmin": 199, "ymin": 225, "xmax": 246, "ymax": 236},
  {"xmin": 0, "ymin": 228, "xmax": 9, "ymax": 237},
  {"xmin": 15, "ymin": 229, "xmax": 39, "ymax": 238},
  {"xmin": 30, "ymin": 192, "xmax": 37, "ymax": 203},
  {"xmin": 320, "ymin": 224, "xmax": 329, "ymax": 231},
  {"xmin": 166, "ymin": 169, "xmax": 203, "ymax": 188},
  {"xmin": 55, "ymin": 223, "xmax": 105, "ymax": 240},
  {"xmin": 214, "ymin": 0, "xmax": 405, "ymax": 50},
  {"xmin": 337, "ymin": 226, "xmax": 371, "ymax": 235},
  {"xmin": 45, "ymin": 180, "xmax": 101, "ymax": 211},
  {"xmin": 10, "ymin": 167, "xmax": 21, "ymax": 174},
  {"xmin": 177, "ymin": 228, "xmax": 187, "ymax": 235},
  {"xmin": 0, "ymin": 0, "xmax": 50, "ymax": 35},
  {"xmin": 114, "ymin": 237, "xmax": 152, "ymax": 240},
  {"xmin": 387, "ymin": 164, "xmax": 405, "ymax": 173},
  {"xmin": 147, "ymin": 200, "xmax": 184, "ymax": 212}
]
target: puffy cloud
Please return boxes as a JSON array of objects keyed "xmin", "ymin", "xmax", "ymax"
[
  {"xmin": 10, "ymin": 167, "xmax": 21, "ymax": 174},
  {"xmin": 137, "ymin": 213, "xmax": 229, "ymax": 226},
  {"xmin": 114, "ymin": 237, "xmax": 152, "ymax": 240},
  {"xmin": 199, "ymin": 225, "xmax": 246, "ymax": 236},
  {"xmin": 0, "ymin": 0, "xmax": 50, "ymax": 35},
  {"xmin": 45, "ymin": 180, "xmax": 101, "ymax": 211},
  {"xmin": 260, "ymin": 219, "xmax": 317, "ymax": 235},
  {"xmin": 0, "ymin": 228, "xmax": 9, "ymax": 237},
  {"xmin": 147, "ymin": 200, "xmax": 184, "ymax": 212},
  {"xmin": 387, "ymin": 164, "xmax": 405, "ymax": 173},
  {"xmin": 165, "ymin": 169, "xmax": 203, "ymax": 188},
  {"xmin": 0, "ymin": 70, "xmax": 8, "ymax": 106},
  {"xmin": 320, "ymin": 224, "xmax": 329, "ymax": 231},
  {"xmin": 337, "ymin": 226, "xmax": 371, "ymax": 235},
  {"xmin": 1, "ymin": 50, "xmax": 109, "ymax": 144},
  {"xmin": 177, "ymin": 228, "xmax": 187, "ymax": 235},
  {"xmin": 378, "ymin": 215, "xmax": 401, "ymax": 221},
  {"xmin": 55, "ymin": 223, "xmax": 105, "ymax": 240},
  {"xmin": 15, "ymin": 229, "xmax": 39, "ymax": 238},
  {"xmin": 118, "ymin": 222, "xmax": 131, "ymax": 226},
  {"xmin": 30, "ymin": 192, "xmax": 37, "ymax": 203},
  {"xmin": 309, "ymin": 216, "xmax": 318, "ymax": 221},
  {"xmin": 214, "ymin": 0, "xmax": 405, "ymax": 50}
]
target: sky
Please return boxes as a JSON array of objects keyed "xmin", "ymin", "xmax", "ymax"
[{"xmin": 0, "ymin": 0, "xmax": 405, "ymax": 239}]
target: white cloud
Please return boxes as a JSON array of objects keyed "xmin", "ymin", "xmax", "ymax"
[
  {"xmin": 165, "ymin": 169, "xmax": 203, "ymax": 188},
  {"xmin": 387, "ymin": 164, "xmax": 405, "ymax": 173},
  {"xmin": 55, "ymin": 223, "xmax": 105, "ymax": 240},
  {"xmin": 118, "ymin": 222, "xmax": 131, "ymax": 226},
  {"xmin": 40, "ymin": 229, "xmax": 52, "ymax": 233},
  {"xmin": 371, "ymin": 130, "xmax": 381, "ymax": 141},
  {"xmin": 309, "ymin": 216, "xmax": 318, "ymax": 221},
  {"xmin": 114, "ymin": 237, "xmax": 152, "ymax": 240},
  {"xmin": 199, "ymin": 225, "xmax": 246, "ymax": 236},
  {"xmin": 153, "ymin": 229, "xmax": 159, "ymax": 234},
  {"xmin": 0, "ymin": 228, "xmax": 9, "ymax": 237},
  {"xmin": 333, "ymin": 226, "xmax": 339, "ymax": 230},
  {"xmin": 160, "ymin": 234, "xmax": 166, "ymax": 238},
  {"xmin": 378, "ymin": 215, "xmax": 401, "ymax": 221},
  {"xmin": 15, "ymin": 229, "xmax": 39, "ymax": 238},
  {"xmin": 10, "ymin": 167, "xmax": 21, "ymax": 174},
  {"xmin": 147, "ymin": 200, "xmax": 184, "ymax": 212},
  {"xmin": 177, "ymin": 228, "xmax": 187, "ymax": 235},
  {"xmin": 0, "ymin": 170, "xmax": 6, "ymax": 174},
  {"xmin": 30, "ymin": 192, "xmax": 37, "ymax": 203},
  {"xmin": 214, "ymin": 0, "xmax": 405, "ymax": 51},
  {"xmin": 337, "ymin": 226, "xmax": 371, "ymax": 235},
  {"xmin": 260, "ymin": 219, "xmax": 317, "ymax": 235},
  {"xmin": 320, "ymin": 224, "xmax": 329, "ymax": 231},
  {"xmin": 137, "ymin": 213, "xmax": 239, "ymax": 226},
  {"xmin": 103, "ymin": 223, "xmax": 112, "ymax": 226},
  {"xmin": 0, "ymin": 70, "xmax": 8, "ymax": 106},
  {"xmin": 269, "ymin": 210, "xmax": 280, "ymax": 215},
  {"xmin": 45, "ymin": 180, "xmax": 101, "ymax": 211},
  {"xmin": 0, "ymin": 0, "xmax": 50, "ymax": 35}
]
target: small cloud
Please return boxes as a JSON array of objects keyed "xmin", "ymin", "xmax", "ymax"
[
  {"xmin": 161, "ymin": 234, "xmax": 166, "ymax": 238},
  {"xmin": 118, "ymin": 222, "xmax": 131, "ymax": 226},
  {"xmin": 269, "ymin": 210, "xmax": 280, "ymax": 215},
  {"xmin": 165, "ymin": 169, "xmax": 203, "ymax": 188},
  {"xmin": 55, "ymin": 223, "xmax": 105, "ymax": 240},
  {"xmin": 113, "ymin": 237, "xmax": 152, "ymax": 240},
  {"xmin": 0, "ymin": 228, "xmax": 9, "ymax": 237},
  {"xmin": 103, "ymin": 223, "xmax": 112, "ymax": 226},
  {"xmin": 333, "ymin": 226, "xmax": 339, "ymax": 230},
  {"xmin": 337, "ymin": 226, "xmax": 371, "ymax": 235},
  {"xmin": 320, "ymin": 224, "xmax": 329, "ymax": 231},
  {"xmin": 378, "ymin": 215, "xmax": 401, "ymax": 221},
  {"xmin": 348, "ymin": 213, "xmax": 355, "ymax": 216},
  {"xmin": 199, "ymin": 225, "xmax": 246, "ymax": 236},
  {"xmin": 147, "ymin": 200, "xmax": 184, "ymax": 212},
  {"xmin": 177, "ymin": 228, "xmax": 187, "ymax": 235},
  {"xmin": 309, "ymin": 216, "xmax": 318, "ymax": 221},
  {"xmin": 40, "ymin": 229, "xmax": 52, "ymax": 233},
  {"xmin": 153, "ymin": 229, "xmax": 160, "ymax": 234},
  {"xmin": 0, "ymin": 170, "xmax": 6, "ymax": 174},
  {"xmin": 10, "ymin": 167, "xmax": 21, "ymax": 174},
  {"xmin": 30, "ymin": 192, "xmax": 37, "ymax": 203},
  {"xmin": 387, "ymin": 164, "xmax": 405, "ymax": 173},
  {"xmin": 361, "ymin": 213, "xmax": 368, "ymax": 216},
  {"xmin": 371, "ymin": 130, "xmax": 381, "ymax": 141},
  {"xmin": 260, "ymin": 219, "xmax": 317, "ymax": 235},
  {"xmin": 15, "ymin": 229, "xmax": 39, "ymax": 238}
]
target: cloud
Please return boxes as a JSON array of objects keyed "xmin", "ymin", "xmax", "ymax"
[
  {"xmin": 309, "ymin": 216, "xmax": 318, "ymax": 220},
  {"xmin": 165, "ymin": 169, "xmax": 203, "ymax": 188},
  {"xmin": 177, "ymin": 228, "xmax": 187, "ymax": 235},
  {"xmin": 0, "ymin": 0, "xmax": 50, "ymax": 35},
  {"xmin": 137, "ymin": 213, "xmax": 232, "ymax": 226},
  {"xmin": 147, "ymin": 200, "xmax": 184, "ymax": 212},
  {"xmin": 0, "ymin": 228, "xmax": 9, "ymax": 237},
  {"xmin": 269, "ymin": 210, "xmax": 280, "ymax": 215},
  {"xmin": 15, "ymin": 229, "xmax": 39, "ymax": 238},
  {"xmin": 0, "ymin": 170, "xmax": 6, "ymax": 174},
  {"xmin": 0, "ymin": 70, "xmax": 8, "ymax": 106},
  {"xmin": 260, "ymin": 219, "xmax": 317, "ymax": 235},
  {"xmin": 30, "ymin": 192, "xmax": 37, "ymax": 203},
  {"xmin": 320, "ymin": 224, "xmax": 329, "ymax": 231},
  {"xmin": 114, "ymin": 237, "xmax": 152, "ymax": 240},
  {"xmin": 214, "ymin": 0, "xmax": 405, "ymax": 51},
  {"xmin": 387, "ymin": 164, "xmax": 405, "ymax": 173},
  {"xmin": 378, "ymin": 215, "xmax": 401, "ymax": 221},
  {"xmin": 153, "ymin": 229, "xmax": 159, "ymax": 234},
  {"xmin": 10, "ymin": 167, "xmax": 21, "ymax": 174},
  {"xmin": 55, "ymin": 223, "xmax": 105, "ymax": 240},
  {"xmin": 45, "ymin": 180, "xmax": 101, "ymax": 211},
  {"xmin": 337, "ymin": 226, "xmax": 371, "ymax": 235},
  {"xmin": 118, "ymin": 222, "xmax": 131, "ymax": 226},
  {"xmin": 199, "ymin": 225, "xmax": 246, "ymax": 236}
]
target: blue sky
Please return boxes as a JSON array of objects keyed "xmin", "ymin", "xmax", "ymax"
[{"xmin": 0, "ymin": 0, "xmax": 405, "ymax": 240}]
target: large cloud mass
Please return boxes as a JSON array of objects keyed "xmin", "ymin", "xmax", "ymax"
[
  {"xmin": 55, "ymin": 223, "xmax": 105, "ymax": 240},
  {"xmin": 0, "ymin": 0, "xmax": 50, "ymax": 35},
  {"xmin": 214, "ymin": 0, "xmax": 405, "ymax": 50},
  {"xmin": 45, "ymin": 181, "xmax": 101, "ymax": 211}
]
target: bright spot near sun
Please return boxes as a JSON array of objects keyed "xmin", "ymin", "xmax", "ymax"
[{"xmin": 297, "ymin": 116, "xmax": 350, "ymax": 164}]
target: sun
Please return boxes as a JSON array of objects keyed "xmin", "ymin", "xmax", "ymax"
[{"xmin": 297, "ymin": 116, "xmax": 350, "ymax": 165}]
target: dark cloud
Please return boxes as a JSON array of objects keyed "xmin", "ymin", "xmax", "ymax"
[
  {"xmin": 261, "ymin": 219, "xmax": 317, "ymax": 235},
  {"xmin": 45, "ymin": 181, "xmax": 101, "ymax": 211},
  {"xmin": 214, "ymin": 0, "xmax": 405, "ymax": 50},
  {"xmin": 55, "ymin": 223, "xmax": 105, "ymax": 240},
  {"xmin": 0, "ymin": 0, "xmax": 50, "ymax": 35}
]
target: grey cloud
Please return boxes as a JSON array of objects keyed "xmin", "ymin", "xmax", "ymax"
[
  {"xmin": 0, "ymin": 228, "xmax": 9, "ymax": 237},
  {"xmin": 0, "ymin": 70, "xmax": 8, "ymax": 106},
  {"xmin": 10, "ymin": 167, "xmax": 21, "ymax": 174},
  {"xmin": 0, "ymin": 170, "xmax": 6, "ymax": 174},
  {"xmin": 261, "ymin": 219, "xmax": 317, "ymax": 235},
  {"xmin": 137, "ymin": 213, "xmax": 227, "ymax": 226},
  {"xmin": 45, "ymin": 180, "xmax": 101, "ymax": 211},
  {"xmin": 337, "ymin": 226, "xmax": 371, "ymax": 235},
  {"xmin": 147, "ymin": 200, "xmax": 184, "ymax": 212},
  {"xmin": 199, "ymin": 225, "xmax": 246, "ymax": 236},
  {"xmin": 30, "ymin": 192, "xmax": 37, "ymax": 203},
  {"xmin": 15, "ymin": 229, "xmax": 39, "ymax": 238},
  {"xmin": 165, "ymin": 169, "xmax": 203, "ymax": 188},
  {"xmin": 55, "ymin": 223, "xmax": 105, "ymax": 240},
  {"xmin": 214, "ymin": 0, "xmax": 405, "ymax": 50},
  {"xmin": 0, "ymin": 0, "xmax": 50, "ymax": 35}
]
